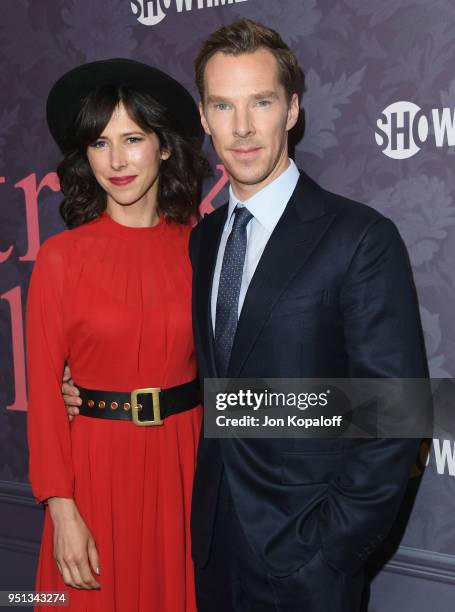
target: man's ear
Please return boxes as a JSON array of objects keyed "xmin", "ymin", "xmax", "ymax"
[
  {"xmin": 199, "ymin": 101, "xmax": 211, "ymax": 136},
  {"xmin": 286, "ymin": 93, "xmax": 299, "ymax": 132}
]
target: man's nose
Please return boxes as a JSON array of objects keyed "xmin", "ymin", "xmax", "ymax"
[{"xmin": 233, "ymin": 107, "xmax": 254, "ymax": 138}]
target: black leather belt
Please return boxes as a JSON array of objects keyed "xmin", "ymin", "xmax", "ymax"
[{"xmin": 77, "ymin": 379, "xmax": 200, "ymax": 426}]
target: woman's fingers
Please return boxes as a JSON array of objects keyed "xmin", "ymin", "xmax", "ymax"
[
  {"xmin": 50, "ymin": 498, "xmax": 100, "ymax": 590},
  {"xmin": 58, "ymin": 555, "xmax": 99, "ymax": 589},
  {"xmin": 69, "ymin": 558, "xmax": 99, "ymax": 589},
  {"xmin": 55, "ymin": 559, "xmax": 63, "ymax": 577},
  {"xmin": 88, "ymin": 538, "xmax": 100, "ymax": 577},
  {"xmin": 79, "ymin": 557, "xmax": 100, "ymax": 589},
  {"xmin": 59, "ymin": 560, "xmax": 79, "ymax": 589},
  {"xmin": 67, "ymin": 561, "xmax": 85, "ymax": 589}
]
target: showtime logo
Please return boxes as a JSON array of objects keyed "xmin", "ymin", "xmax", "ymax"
[
  {"xmin": 375, "ymin": 101, "xmax": 455, "ymax": 159},
  {"xmin": 130, "ymin": 0, "xmax": 248, "ymax": 26},
  {"xmin": 425, "ymin": 439, "xmax": 455, "ymax": 477}
]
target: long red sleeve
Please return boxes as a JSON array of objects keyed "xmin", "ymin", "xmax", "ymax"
[{"xmin": 26, "ymin": 237, "xmax": 74, "ymax": 503}]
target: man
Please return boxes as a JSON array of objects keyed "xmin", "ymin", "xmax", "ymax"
[
  {"xmin": 64, "ymin": 19, "xmax": 426, "ymax": 612},
  {"xmin": 189, "ymin": 19, "xmax": 426, "ymax": 612}
]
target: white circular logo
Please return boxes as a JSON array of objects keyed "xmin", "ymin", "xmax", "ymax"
[
  {"xmin": 375, "ymin": 101, "xmax": 429, "ymax": 159},
  {"xmin": 130, "ymin": 0, "xmax": 171, "ymax": 26}
]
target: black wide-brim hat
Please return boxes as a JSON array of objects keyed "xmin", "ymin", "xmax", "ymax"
[{"xmin": 46, "ymin": 58, "xmax": 202, "ymax": 152}]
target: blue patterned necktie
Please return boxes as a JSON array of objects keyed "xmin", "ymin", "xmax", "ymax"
[{"xmin": 215, "ymin": 206, "xmax": 253, "ymax": 377}]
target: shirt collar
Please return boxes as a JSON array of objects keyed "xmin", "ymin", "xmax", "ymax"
[{"xmin": 226, "ymin": 159, "xmax": 300, "ymax": 232}]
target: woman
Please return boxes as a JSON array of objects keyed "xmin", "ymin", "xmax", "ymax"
[{"xmin": 26, "ymin": 58, "xmax": 205, "ymax": 611}]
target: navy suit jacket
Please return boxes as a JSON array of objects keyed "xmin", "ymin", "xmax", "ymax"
[{"xmin": 189, "ymin": 171, "xmax": 426, "ymax": 578}]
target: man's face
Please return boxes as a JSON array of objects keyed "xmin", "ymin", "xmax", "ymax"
[{"xmin": 200, "ymin": 48, "xmax": 299, "ymax": 200}]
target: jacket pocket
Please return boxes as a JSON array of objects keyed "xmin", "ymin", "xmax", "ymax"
[{"xmin": 271, "ymin": 291, "xmax": 326, "ymax": 318}]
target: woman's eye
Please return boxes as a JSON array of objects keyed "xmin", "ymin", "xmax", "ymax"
[
  {"xmin": 90, "ymin": 140, "xmax": 107, "ymax": 149},
  {"xmin": 127, "ymin": 136, "xmax": 143, "ymax": 144}
]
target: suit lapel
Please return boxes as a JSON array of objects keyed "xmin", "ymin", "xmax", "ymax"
[
  {"xmin": 195, "ymin": 205, "xmax": 228, "ymax": 377},
  {"xmin": 228, "ymin": 172, "xmax": 337, "ymax": 377}
]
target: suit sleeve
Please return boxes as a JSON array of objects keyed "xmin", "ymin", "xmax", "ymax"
[
  {"xmin": 189, "ymin": 221, "xmax": 201, "ymax": 268},
  {"xmin": 319, "ymin": 217, "xmax": 427, "ymax": 575},
  {"xmin": 26, "ymin": 240, "xmax": 74, "ymax": 503}
]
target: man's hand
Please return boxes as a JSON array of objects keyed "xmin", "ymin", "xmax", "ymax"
[
  {"xmin": 62, "ymin": 365, "xmax": 81, "ymax": 421},
  {"xmin": 48, "ymin": 497, "xmax": 100, "ymax": 590}
]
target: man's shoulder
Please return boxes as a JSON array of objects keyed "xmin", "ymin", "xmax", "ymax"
[
  {"xmin": 195, "ymin": 203, "xmax": 228, "ymax": 229},
  {"xmin": 326, "ymin": 190, "xmax": 383, "ymax": 223},
  {"xmin": 191, "ymin": 203, "xmax": 228, "ymax": 242},
  {"xmin": 297, "ymin": 170, "xmax": 390, "ymax": 233}
]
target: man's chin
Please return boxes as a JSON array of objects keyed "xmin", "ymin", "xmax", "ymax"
[{"xmin": 225, "ymin": 165, "xmax": 270, "ymax": 188}]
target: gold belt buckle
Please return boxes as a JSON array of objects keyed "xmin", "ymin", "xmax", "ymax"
[{"xmin": 131, "ymin": 387, "xmax": 164, "ymax": 426}]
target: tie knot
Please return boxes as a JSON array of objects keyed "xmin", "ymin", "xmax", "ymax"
[{"xmin": 233, "ymin": 206, "xmax": 253, "ymax": 229}]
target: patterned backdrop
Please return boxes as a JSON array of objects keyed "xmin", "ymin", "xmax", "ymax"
[{"xmin": 1, "ymin": 0, "xmax": 455, "ymax": 605}]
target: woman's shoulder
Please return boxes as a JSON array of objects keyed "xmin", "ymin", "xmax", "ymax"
[
  {"xmin": 31, "ymin": 231, "xmax": 71, "ymax": 280},
  {"xmin": 166, "ymin": 219, "xmax": 194, "ymax": 241},
  {"xmin": 36, "ymin": 217, "xmax": 102, "ymax": 263},
  {"xmin": 36, "ymin": 229, "xmax": 71, "ymax": 261}
]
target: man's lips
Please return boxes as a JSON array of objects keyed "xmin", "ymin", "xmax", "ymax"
[
  {"xmin": 108, "ymin": 175, "xmax": 137, "ymax": 186},
  {"xmin": 230, "ymin": 147, "xmax": 262, "ymax": 157}
]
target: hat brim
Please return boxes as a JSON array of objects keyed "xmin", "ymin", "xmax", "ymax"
[{"xmin": 46, "ymin": 58, "xmax": 202, "ymax": 152}]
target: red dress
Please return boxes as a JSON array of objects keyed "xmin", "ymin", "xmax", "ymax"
[{"xmin": 26, "ymin": 213, "xmax": 201, "ymax": 611}]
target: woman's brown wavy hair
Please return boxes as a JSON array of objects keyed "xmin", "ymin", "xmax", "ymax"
[{"xmin": 58, "ymin": 84, "xmax": 206, "ymax": 228}]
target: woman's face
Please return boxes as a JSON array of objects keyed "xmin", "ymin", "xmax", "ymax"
[{"xmin": 86, "ymin": 102, "xmax": 169, "ymax": 210}]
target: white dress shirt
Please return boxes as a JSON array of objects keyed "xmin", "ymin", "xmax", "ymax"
[{"xmin": 211, "ymin": 159, "xmax": 300, "ymax": 330}]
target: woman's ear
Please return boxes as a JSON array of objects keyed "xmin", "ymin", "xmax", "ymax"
[{"xmin": 161, "ymin": 148, "xmax": 171, "ymax": 161}]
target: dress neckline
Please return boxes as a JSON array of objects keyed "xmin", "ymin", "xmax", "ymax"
[{"xmin": 98, "ymin": 211, "xmax": 167, "ymax": 240}]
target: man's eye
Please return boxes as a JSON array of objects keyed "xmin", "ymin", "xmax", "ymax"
[
  {"xmin": 215, "ymin": 103, "xmax": 230, "ymax": 111},
  {"xmin": 256, "ymin": 99, "xmax": 271, "ymax": 107}
]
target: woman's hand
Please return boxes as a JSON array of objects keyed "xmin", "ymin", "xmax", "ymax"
[{"xmin": 48, "ymin": 497, "xmax": 100, "ymax": 590}]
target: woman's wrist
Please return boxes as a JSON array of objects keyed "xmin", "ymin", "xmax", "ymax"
[{"xmin": 47, "ymin": 497, "xmax": 78, "ymax": 523}]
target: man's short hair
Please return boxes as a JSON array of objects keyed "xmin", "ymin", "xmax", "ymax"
[{"xmin": 195, "ymin": 19, "xmax": 302, "ymax": 102}]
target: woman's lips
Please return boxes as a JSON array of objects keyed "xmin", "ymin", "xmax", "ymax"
[{"xmin": 108, "ymin": 175, "xmax": 137, "ymax": 186}]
